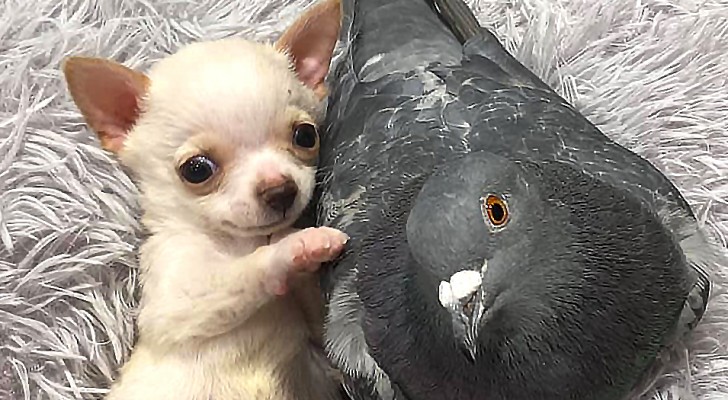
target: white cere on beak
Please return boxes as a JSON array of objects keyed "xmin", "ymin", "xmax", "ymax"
[
  {"xmin": 451, "ymin": 270, "xmax": 482, "ymax": 299},
  {"xmin": 438, "ymin": 270, "xmax": 482, "ymax": 310},
  {"xmin": 438, "ymin": 281, "xmax": 457, "ymax": 310}
]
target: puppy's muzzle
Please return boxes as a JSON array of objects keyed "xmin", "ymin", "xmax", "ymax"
[{"xmin": 257, "ymin": 176, "xmax": 298, "ymax": 213}]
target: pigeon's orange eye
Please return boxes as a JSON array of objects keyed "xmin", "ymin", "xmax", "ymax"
[{"xmin": 482, "ymin": 195, "xmax": 509, "ymax": 227}]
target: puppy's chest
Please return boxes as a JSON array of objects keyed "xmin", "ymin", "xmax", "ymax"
[
  {"xmin": 126, "ymin": 296, "xmax": 330, "ymax": 400},
  {"xmin": 209, "ymin": 299, "xmax": 326, "ymax": 399},
  {"xmin": 231, "ymin": 296, "xmax": 311, "ymax": 361}
]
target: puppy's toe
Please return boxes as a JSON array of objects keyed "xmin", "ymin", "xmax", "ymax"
[{"xmin": 280, "ymin": 227, "xmax": 348, "ymax": 274}]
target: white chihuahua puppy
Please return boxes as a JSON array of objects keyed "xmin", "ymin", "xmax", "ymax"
[{"xmin": 62, "ymin": 0, "xmax": 345, "ymax": 399}]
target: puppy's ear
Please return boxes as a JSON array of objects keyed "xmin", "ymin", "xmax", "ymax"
[
  {"xmin": 275, "ymin": 0, "xmax": 341, "ymax": 99},
  {"xmin": 62, "ymin": 57, "xmax": 150, "ymax": 154}
]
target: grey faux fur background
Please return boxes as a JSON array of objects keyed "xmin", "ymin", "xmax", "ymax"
[{"xmin": 0, "ymin": 0, "xmax": 727, "ymax": 399}]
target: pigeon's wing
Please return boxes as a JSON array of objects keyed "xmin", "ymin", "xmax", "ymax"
[
  {"xmin": 427, "ymin": 0, "xmax": 554, "ymax": 92},
  {"xmin": 319, "ymin": 60, "xmax": 480, "ymax": 399},
  {"xmin": 320, "ymin": 1, "xmax": 474, "ymax": 393},
  {"xmin": 323, "ymin": 241, "xmax": 405, "ymax": 400},
  {"xmin": 337, "ymin": 0, "xmax": 462, "ymax": 85},
  {"xmin": 425, "ymin": 0, "xmax": 692, "ymax": 218},
  {"xmin": 424, "ymin": 0, "xmax": 480, "ymax": 44},
  {"xmin": 435, "ymin": 53, "xmax": 695, "ymax": 231}
]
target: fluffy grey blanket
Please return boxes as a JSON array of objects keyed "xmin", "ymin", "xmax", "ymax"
[{"xmin": 1, "ymin": 0, "xmax": 726, "ymax": 399}]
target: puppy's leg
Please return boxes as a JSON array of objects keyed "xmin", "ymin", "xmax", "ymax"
[
  {"xmin": 137, "ymin": 227, "xmax": 348, "ymax": 348},
  {"xmin": 266, "ymin": 227, "xmax": 349, "ymax": 295}
]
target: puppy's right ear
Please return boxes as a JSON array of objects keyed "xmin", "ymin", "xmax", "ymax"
[
  {"xmin": 62, "ymin": 57, "xmax": 150, "ymax": 154},
  {"xmin": 275, "ymin": 0, "xmax": 341, "ymax": 100}
]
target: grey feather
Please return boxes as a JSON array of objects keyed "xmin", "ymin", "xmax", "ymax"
[{"xmin": 316, "ymin": 0, "xmax": 723, "ymax": 399}]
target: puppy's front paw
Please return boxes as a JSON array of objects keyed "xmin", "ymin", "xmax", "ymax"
[
  {"xmin": 286, "ymin": 227, "xmax": 349, "ymax": 271},
  {"xmin": 266, "ymin": 227, "xmax": 348, "ymax": 295}
]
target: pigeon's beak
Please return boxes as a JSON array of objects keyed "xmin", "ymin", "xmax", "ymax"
[{"xmin": 438, "ymin": 261, "xmax": 488, "ymax": 361}]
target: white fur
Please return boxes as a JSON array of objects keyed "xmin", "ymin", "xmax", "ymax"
[
  {"xmin": 75, "ymin": 32, "xmax": 344, "ymax": 400},
  {"xmin": 107, "ymin": 228, "xmax": 344, "ymax": 400},
  {"xmin": 122, "ymin": 39, "xmax": 322, "ymax": 237}
]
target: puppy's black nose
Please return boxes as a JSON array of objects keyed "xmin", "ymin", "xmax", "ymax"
[{"xmin": 257, "ymin": 178, "xmax": 298, "ymax": 213}]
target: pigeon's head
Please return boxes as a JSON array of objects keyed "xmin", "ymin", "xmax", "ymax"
[
  {"xmin": 407, "ymin": 150, "xmax": 558, "ymax": 280},
  {"xmin": 406, "ymin": 150, "xmax": 579, "ymax": 359}
]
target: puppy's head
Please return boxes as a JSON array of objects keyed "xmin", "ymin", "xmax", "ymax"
[{"xmin": 62, "ymin": 0, "xmax": 341, "ymax": 237}]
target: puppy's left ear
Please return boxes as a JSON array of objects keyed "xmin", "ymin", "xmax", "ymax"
[{"xmin": 275, "ymin": 0, "xmax": 342, "ymax": 99}]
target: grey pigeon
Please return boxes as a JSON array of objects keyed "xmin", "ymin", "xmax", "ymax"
[{"xmin": 314, "ymin": 0, "xmax": 719, "ymax": 399}]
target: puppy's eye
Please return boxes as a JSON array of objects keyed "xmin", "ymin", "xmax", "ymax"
[
  {"xmin": 481, "ymin": 194, "xmax": 509, "ymax": 227},
  {"xmin": 292, "ymin": 123, "xmax": 318, "ymax": 149},
  {"xmin": 179, "ymin": 155, "xmax": 217, "ymax": 184}
]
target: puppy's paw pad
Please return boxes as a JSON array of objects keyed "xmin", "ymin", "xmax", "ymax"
[{"xmin": 286, "ymin": 227, "xmax": 348, "ymax": 269}]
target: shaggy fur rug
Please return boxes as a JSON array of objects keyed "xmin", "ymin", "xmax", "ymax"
[{"xmin": 1, "ymin": 0, "xmax": 727, "ymax": 399}]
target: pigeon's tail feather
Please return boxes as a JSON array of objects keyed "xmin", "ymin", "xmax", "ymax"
[
  {"xmin": 425, "ymin": 0, "xmax": 482, "ymax": 44},
  {"xmin": 670, "ymin": 226, "xmax": 716, "ymax": 341},
  {"xmin": 686, "ymin": 263, "xmax": 711, "ymax": 330},
  {"xmin": 339, "ymin": 0, "xmax": 463, "ymax": 78}
]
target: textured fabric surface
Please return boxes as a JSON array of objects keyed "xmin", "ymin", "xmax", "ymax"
[{"xmin": 0, "ymin": 0, "xmax": 726, "ymax": 399}]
